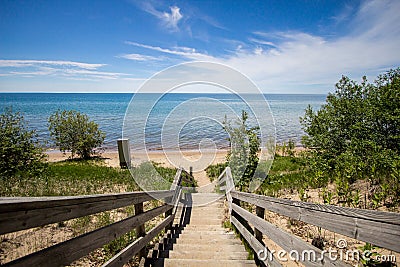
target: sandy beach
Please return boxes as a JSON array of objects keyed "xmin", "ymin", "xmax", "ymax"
[
  {"xmin": 46, "ymin": 149, "xmax": 228, "ymax": 168},
  {"xmin": 46, "ymin": 146, "xmax": 307, "ymax": 190},
  {"xmin": 46, "ymin": 149, "xmax": 229, "ymax": 188}
]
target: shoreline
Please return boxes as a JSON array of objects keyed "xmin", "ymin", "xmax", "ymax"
[
  {"xmin": 45, "ymin": 145, "xmax": 306, "ymax": 169},
  {"xmin": 45, "ymin": 149, "xmax": 230, "ymax": 169}
]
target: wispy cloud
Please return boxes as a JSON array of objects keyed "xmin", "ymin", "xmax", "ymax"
[
  {"xmin": 126, "ymin": 1, "xmax": 399, "ymax": 93},
  {"xmin": 330, "ymin": 3, "xmax": 355, "ymax": 26},
  {"xmin": 0, "ymin": 59, "xmax": 132, "ymax": 81},
  {"xmin": 137, "ymin": 2, "xmax": 183, "ymax": 32},
  {"xmin": 134, "ymin": 1, "xmax": 226, "ymax": 37},
  {"xmin": 164, "ymin": 6, "xmax": 182, "ymax": 31},
  {"xmin": 117, "ymin": 53, "xmax": 162, "ymax": 61},
  {"xmin": 125, "ymin": 41, "xmax": 215, "ymax": 61},
  {"xmin": 226, "ymin": 0, "xmax": 400, "ymax": 92},
  {"xmin": 248, "ymin": 38, "xmax": 277, "ymax": 48},
  {"xmin": 174, "ymin": 0, "xmax": 397, "ymax": 93},
  {"xmin": 0, "ymin": 60, "xmax": 105, "ymax": 69}
]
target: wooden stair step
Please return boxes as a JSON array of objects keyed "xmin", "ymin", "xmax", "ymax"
[{"xmin": 162, "ymin": 259, "xmax": 255, "ymax": 267}]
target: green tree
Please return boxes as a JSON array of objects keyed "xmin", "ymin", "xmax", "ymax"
[
  {"xmin": 48, "ymin": 110, "xmax": 105, "ymax": 159},
  {"xmin": 300, "ymin": 69, "xmax": 400, "ymax": 206},
  {"xmin": 0, "ymin": 107, "xmax": 46, "ymax": 177},
  {"xmin": 223, "ymin": 110, "xmax": 260, "ymax": 191}
]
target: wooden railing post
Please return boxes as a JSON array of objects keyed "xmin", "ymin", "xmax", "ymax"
[
  {"xmin": 165, "ymin": 168, "xmax": 183, "ymax": 229},
  {"xmin": 134, "ymin": 202, "xmax": 146, "ymax": 258},
  {"xmin": 223, "ymin": 167, "xmax": 234, "ymax": 218},
  {"xmin": 254, "ymin": 206, "xmax": 265, "ymax": 266},
  {"xmin": 165, "ymin": 205, "xmax": 173, "ymax": 229},
  {"xmin": 0, "ymin": 190, "xmax": 175, "ymax": 267},
  {"xmin": 232, "ymin": 198, "xmax": 241, "ymax": 217},
  {"xmin": 255, "ymin": 206, "xmax": 265, "ymax": 241}
]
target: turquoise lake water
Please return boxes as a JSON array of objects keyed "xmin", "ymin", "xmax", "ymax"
[{"xmin": 0, "ymin": 93, "xmax": 326, "ymax": 150}]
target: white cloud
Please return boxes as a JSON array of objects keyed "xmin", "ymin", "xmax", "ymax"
[
  {"xmin": 117, "ymin": 53, "xmax": 161, "ymax": 61},
  {"xmin": 0, "ymin": 60, "xmax": 105, "ymax": 69},
  {"xmin": 125, "ymin": 41, "xmax": 215, "ymax": 61},
  {"xmin": 130, "ymin": 0, "xmax": 399, "ymax": 93},
  {"xmin": 123, "ymin": 0, "xmax": 399, "ymax": 93},
  {"xmin": 138, "ymin": 2, "xmax": 183, "ymax": 31},
  {"xmin": 218, "ymin": 0, "xmax": 400, "ymax": 93},
  {"xmin": 5, "ymin": 0, "xmax": 398, "ymax": 93},
  {"xmin": 163, "ymin": 6, "xmax": 182, "ymax": 31},
  {"xmin": 248, "ymin": 38, "xmax": 277, "ymax": 48},
  {"xmin": 0, "ymin": 59, "xmax": 134, "ymax": 81},
  {"xmin": 254, "ymin": 47, "xmax": 263, "ymax": 55},
  {"xmin": 61, "ymin": 69, "xmax": 128, "ymax": 79}
]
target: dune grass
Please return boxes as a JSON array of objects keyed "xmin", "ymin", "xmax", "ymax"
[
  {"xmin": 0, "ymin": 159, "xmax": 181, "ymax": 197},
  {"xmin": 0, "ymin": 159, "xmax": 185, "ymax": 265},
  {"xmin": 206, "ymin": 155, "xmax": 313, "ymax": 197}
]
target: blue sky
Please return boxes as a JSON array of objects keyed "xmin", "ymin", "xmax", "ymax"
[{"xmin": 0, "ymin": 0, "xmax": 399, "ymax": 93}]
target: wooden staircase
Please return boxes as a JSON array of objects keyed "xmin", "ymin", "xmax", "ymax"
[
  {"xmin": 2, "ymin": 166, "xmax": 398, "ymax": 266},
  {"xmin": 141, "ymin": 193, "xmax": 256, "ymax": 267}
]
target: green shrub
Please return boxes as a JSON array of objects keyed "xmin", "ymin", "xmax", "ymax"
[
  {"xmin": 223, "ymin": 110, "xmax": 260, "ymax": 191},
  {"xmin": 301, "ymin": 69, "xmax": 399, "ymax": 177},
  {"xmin": 0, "ymin": 107, "xmax": 46, "ymax": 178},
  {"xmin": 300, "ymin": 69, "xmax": 400, "ymax": 206},
  {"xmin": 48, "ymin": 110, "xmax": 105, "ymax": 159}
]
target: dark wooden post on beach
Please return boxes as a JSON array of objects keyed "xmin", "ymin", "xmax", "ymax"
[
  {"xmin": 189, "ymin": 166, "xmax": 193, "ymax": 177},
  {"xmin": 117, "ymin": 138, "xmax": 131, "ymax": 169},
  {"xmin": 134, "ymin": 202, "xmax": 146, "ymax": 258}
]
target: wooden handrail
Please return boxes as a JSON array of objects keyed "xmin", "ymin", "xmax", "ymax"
[
  {"xmin": 0, "ymin": 190, "xmax": 173, "ymax": 235},
  {"xmin": 102, "ymin": 214, "xmax": 175, "ymax": 267},
  {"xmin": 4, "ymin": 204, "xmax": 172, "ymax": 267},
  {"xmin": 219, "ymin": 167, "xmax": 400, "ymax": 267},
  {"xmin": 230, "ymin": 216, "xmax": 282, "ymax": 267},
  {"xmin": 0, "ymin": 168, "xmax": 187, "ymax": 267},
  {"xmin": 230, "ymin": 191, "xmax": 400, "ymax": 253},
  {"xmin": 230, "ymin": 191, "xmax": 400, "ymax": 225},
  {"xmin": 231, "ymin": 203, "xmax": 348, "ymax": 267}
]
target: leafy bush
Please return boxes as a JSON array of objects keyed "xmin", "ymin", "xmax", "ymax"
[
  {"xmin": 300, "ymin": 68, "xmax": 400, "ymax": 206},
  {"xmin": 0, "ymin": 107, "xmax": 46, "ymax": 178},
  {"xmin": 223, "ymin": 110, "xmax": 260, "ymax": 191},
  {"xmin": 301, "ymin": 69, "xmax": 399, "ymax": 176},
  {"xmin": 48, "ymin": 110, "xmax": 105, "ymax": 159}
]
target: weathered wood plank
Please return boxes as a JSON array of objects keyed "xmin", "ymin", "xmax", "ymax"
[
  {"xmin": 4, "ymin": 204, "xmax": 172, "ymax": 267},
  {"xmin": 217, "ymin": 168, "xmax": 227, "ymax": 183},
  {"xmin": 102, "ymin": 215, "xmax": 174, "ymax": 267},
  {"xmin": 231, "ymin": 191, "xmax": 400, "ymax": 225},
  {"xmin": 231, "ymin": 215, "xmax": 281, "ymax": 267},
  {"xmin": 135, "ymin": 202, "xmax": 146, "ymax": 258},
  {"xmin": 232, "ymin": 203, "xmax": 350, "ymax": 267},
  {"xmin": 254, "ymin": 205, "xmax": 265, "ymax": 266},
  {"xmin": 0, "ymin": 190, "xmax": 173, "ymax": 235},
  {"xmin": 225, "ymin": 167, "xmax": 234, "ymax": 192},
  {"xmin": 0, "ymin": 190, "xmax": 173, "ymax": 211},
  {"xmin": 170, "ymin": 168, "xmax": 182, "ymax": 191},
  {"xmin": 231, "ymin": 191, "xmax": 400, "ymax": 252},
  {"xmin": 255, "ymin": 206, "xmax": 265, "ymax": 243}
]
